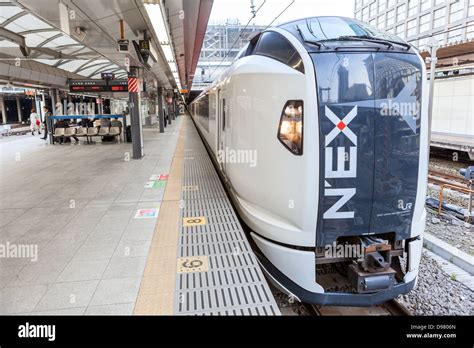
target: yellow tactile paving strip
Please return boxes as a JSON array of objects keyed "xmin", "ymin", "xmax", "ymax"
[{"xmin": 134, "ymin": 117, "xmax": 186, "ymax": 315}]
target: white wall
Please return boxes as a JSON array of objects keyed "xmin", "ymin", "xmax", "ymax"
[{"xmin": 432, "ymin": 75, "xmax": 474, "ymax": 136}]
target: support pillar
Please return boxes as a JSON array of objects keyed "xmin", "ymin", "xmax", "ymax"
[
  {"xmin": 0, "ymin": 95, "xmax": 6, "ymax": 124},
  {"xmin": 66, "ymin": 94, "xmax": 72, "ymax": 116},
  {"xmin": 157, "ymin": 87, "xmax": 165, "ymax": 133},
  {"xmin": 172, "ymin": 92, "xmax": 177, "ymax": 120},
  {"xmin": 16, "ymin": 95, "xmax": 22, "ymax": 122},
  {"xmin": 427, "ymin": 43, "xmax": 438, "ymax": 147},
  {"xmin": 98, "ymin": 95, "xmax": 104, "ymax": 115},
  {"xmin": 55, "ymin": 89, "xmax": 61, "ymax": 107},
  {"xmin": 167, "ymin": 102, "xmax": 172, "ymax": 125},
  {"xmin": 129, "ymin": 67, "xmax": 143, "ymax": 159},
  {"xmin": 171, "ymin": 97, "xmax": 175, "ymax": 121},
  {"xmin": 48, "ymin": 89, "xmax": 57, "ymax": 144},
  {"xmin": 174, "ymin": 95, "xmax": 178, "ymax": 118},
  {"xmin": 35, "ymin": 90, "xmax": 41, "ymax": 120},
  {"xmin": 40, "ymin": 92, "xmax": 46, "ymax": 121},
  {"xmin": 50, "ymin": 88, "xmax": 57, "ymax": 115},
  {"xmin": 166, "ymin": 93, "xmax": 172, "ymax": 125}
]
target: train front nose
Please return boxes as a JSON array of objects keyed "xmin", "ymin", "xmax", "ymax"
[
  {"xmin": 312, "ymin": 51, "xmax": 423, "ymax": 246},
  {"xmin": 309, "ymin": 51, "xmax": 425, "ymax": 300}
]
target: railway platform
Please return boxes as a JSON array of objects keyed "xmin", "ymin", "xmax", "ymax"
[
  {"xmin": 0, "ymin": 114, "xmax": 279, "ymax": 315},
  {"xmin": 134, "ymin": 116, "xmax": 280, "ymax": 315},
  {"xmin": 431, "ymin": 132, "xmax": 474, "ymax": 160}
]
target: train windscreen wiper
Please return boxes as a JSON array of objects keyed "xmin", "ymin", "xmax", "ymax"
[
  {"xmin": 331, "ymin": 35, "xmax": 394, "ymax": 49},
  {"xmin": 376, "ymin": 37, "xmax": 412, "ymax": 50},
  {"xmin": 296, "ymin": 25, "xmax": 322, "ymax": 48},
  {"xmin": 336, "ymin": 35, "xmax": 411, "ymax": 50}
]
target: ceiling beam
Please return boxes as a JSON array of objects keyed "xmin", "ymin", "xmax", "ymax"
[
  {"xmin": 28, "ymin": 47, "xmax": 78, "ymax": 59},
  {"xmin": 0, "ymin": 27, "xmax": 30, "ymax": 56},
  {"xmin": 18, "ymin": 28, "xmax": 59, "ymax": 35},
  {"xmin": 72, "ymin": 59, "xmax": 95, "ymax": 73},
  {"xmin": 37, "ymin": 33, "xmax": 63, "ymax": 47},
  {"xmin": 0, "ymin": 10, "xmax": 28, "ymax": 28},
  {"xmin": 76, "ymin": 62, "xmax": 110, "ymax": 74}
]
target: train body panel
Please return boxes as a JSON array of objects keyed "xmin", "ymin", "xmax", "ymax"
[
  {"xmin": 195, "ymin": 53, "xmax": 321, "ymax": 247},
  {"xmin": 226, "ymin": 55, "xmax": 318, "ymax": 247},
  {"xmin": 190, "ymin": 16, "xmax": 428, "ymax": 306}
]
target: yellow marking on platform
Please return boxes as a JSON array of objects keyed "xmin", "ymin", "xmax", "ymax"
[
  {"xmin": 134, "ymin": 117, "xmax": 186, "ymax": 315},
  {"xmin": 182, "ymin": 185, "xmax": 199, "ymax": 191},
  {"xmin": 183, "ymin": 216, "xmax": 207, "ymax": 227},
  {"xmin": 177, "ymin": 256, "xmax": 209, "ymax": 274}
]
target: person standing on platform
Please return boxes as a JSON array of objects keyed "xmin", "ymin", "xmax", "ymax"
[
  {"xmin": 29, "ymin": 108, "xmax": 41, "ymax": 136},
  {"xmin": 40, "ymin": 106, "xmax": 52, "ymax": 141}
]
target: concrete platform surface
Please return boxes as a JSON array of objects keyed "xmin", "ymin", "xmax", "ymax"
[{"xmin": 0, "ymin": 120, "xmax": 182, "ymax": 315}]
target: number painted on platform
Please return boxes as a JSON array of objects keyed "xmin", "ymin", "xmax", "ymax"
[
  {"xmin": 177, "ymin": 256, "xmax": 209, "ymax": 273},
  {"xmin": 183, "ymin": 216, "xmax": 207, "ymax": 226},
  {"xmin": 182, "ymin": 260, "xmax": 203, "ymax": 269}
]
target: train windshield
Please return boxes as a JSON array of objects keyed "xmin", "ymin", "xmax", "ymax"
[{"xmin": 305, "ymin": 17, "xmax": 406, "ymax": 45}]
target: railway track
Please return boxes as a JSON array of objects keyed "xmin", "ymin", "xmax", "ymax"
[
  {"xmin": 428, "ymin": 169, "xmax": 469, "ymax": 189},
  {"xmin": 301, "ymin": 299, "xmax": 412, "ymax": 316}
]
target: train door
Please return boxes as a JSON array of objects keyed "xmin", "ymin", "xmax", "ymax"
[{"xmin": 217, "ymin": 89, "xmax": 226, "ymax": 174}]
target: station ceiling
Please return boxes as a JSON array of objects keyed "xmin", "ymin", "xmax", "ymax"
[{"xmin": 0, "ymin": 0, "xmax": 213, "ymax": 91}]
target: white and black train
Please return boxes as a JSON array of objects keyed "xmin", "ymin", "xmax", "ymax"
[{"xmin": 190, "ymin": 16, "xmax": 428, "ymax": 306}]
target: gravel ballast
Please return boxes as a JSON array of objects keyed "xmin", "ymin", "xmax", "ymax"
[
  {"xmin": 425, "ymin": 210, "xmax": 473, "ymax": 256},
  {"xmin": 398, "ymin": 251, "xmax": 473, "ymax": 316}
]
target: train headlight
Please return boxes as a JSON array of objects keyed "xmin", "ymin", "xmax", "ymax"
[{"xmin": 278, "ymin": 100, "xmax": 303, "ymax": 155}]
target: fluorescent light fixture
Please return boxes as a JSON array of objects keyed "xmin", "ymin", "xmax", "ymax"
[
  {"xmin": 145, "ymin": 3, "xmax": 182, "ymax": 87},
  {"xmin": 59, "ymin": 1, "xmax": 71, "ymax": 36},
  {"xmin": 170, "ymin": 62, "xmax": 178, "ymax": 73},
  {"xmin": 161, "ymin": 45, "xmax": 174, "ymax": 63},
  {"xmin": 144, "ymin": 4, "xmax": 170, "ymax": 45}
]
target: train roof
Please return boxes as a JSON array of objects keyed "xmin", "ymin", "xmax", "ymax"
[
  {"xmin": 278, "ymin": 16, "xmax": 414, "ymax": 53},
  {"xmin": 191, "ymin": 16, "xmax": 419, "ymax": 102}
]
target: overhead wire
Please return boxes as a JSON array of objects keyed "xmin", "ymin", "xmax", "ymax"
[
  {"xmin": 263, "ymin": 0, "xmax": 295, "ymax": 30},
  {"xmin": 205, "ymin": 0, "xmax": 296, "ymax": 82},
  {"xmin": 206, "ymin": 0, "xmax": 267, "ymax": 81}
]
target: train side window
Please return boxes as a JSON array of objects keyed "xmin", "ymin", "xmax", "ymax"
[
  {"xmin": 255, "ymin": 31, "xmax": 304, "ymax": 74},
  {"xmin": 234, "ymin": 34, "xmax": 260, "ymax": 61},
  {"xmin": 235, "ymin": 43, "xmax": 249, "ymax": 60},
  {"xmin": 246, "ymin": 33, "xmax": 261, "ymax": 56}
]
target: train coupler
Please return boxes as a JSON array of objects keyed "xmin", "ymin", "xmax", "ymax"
[{"xmin": 347, "ymin": 236, "xmax": 397, "ymax": 293}]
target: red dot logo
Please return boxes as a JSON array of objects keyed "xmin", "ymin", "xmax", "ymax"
[{"xmin": 337, "ymin": 121, "xmax": 346, "ymax": 131}]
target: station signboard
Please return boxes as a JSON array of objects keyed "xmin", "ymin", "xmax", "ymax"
[
  {"xmin": 70, "ymin": 80, "xmax": 108, "ymax": 93},
  {"xmin": 108, "ymin": 80, "xmax": 129, "ymax": 92},
  {"xmin": 101, "ymin": 72, "xmax": 115, "ymax": 80},
  {"xmin": 69, "ymin": 79, "xmax": 128, "ymax": 93}
]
